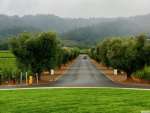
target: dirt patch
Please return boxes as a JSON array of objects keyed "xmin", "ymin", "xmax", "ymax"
[{"xmin": 91, "ymin": 60, "xmax": 150, "ymax": 86}]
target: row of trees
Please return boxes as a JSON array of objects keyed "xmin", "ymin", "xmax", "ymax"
[
  {"xmin": 89, "ymin": 34, "xmax": 150, "ymax": 79},
  {"xmin": 8, "ymin": 31, "xmax": 80, "ymax": 81}
]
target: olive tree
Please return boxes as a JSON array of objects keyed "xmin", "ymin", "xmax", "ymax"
[
  {"xmin": 144, "ymin": 44, "xmax": 150, "ymax": 66},
  {"xmin": 106, "ymin": 35, "xmax": 149, "ymax": 79},
  {"xmin": 62, "ymin": 47, "xmax": 80, "ymax": 66},
  {"xmin": 99, "ymin": 39, "xmax": 111, "ymax": 68},
  {"xmin": 9, "ymin": 32, "xmax": 32, "ymax": 72},
  {"xmin": 62, "ymin": 47, "xmax": 70, "ymax": 66},
  {"xmin": 106, "ymin": 38, "xmax": 136, "ymax": 78},
  {"xmin": 107, "ymin": 38, "xmax": 124, "ymax": 69},
  {"xmin": 89, "ymin": 46, "xmax": 96, "ymax": 60},
  {"xmin": 9, "ymin": 31, "xmax": 61, "ymax": 79}
]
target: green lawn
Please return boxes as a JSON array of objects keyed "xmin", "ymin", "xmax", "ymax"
[
  {"xmin": 0, "ymin": 50, "xmax": 15, "ymax": 58},
  {"xmin": 0, "ymin": 88, "xmax": 150, "ymax": 113},
  {"xmin": 80, "ymin": 49, "xmax": 88, "ymax": 54}
]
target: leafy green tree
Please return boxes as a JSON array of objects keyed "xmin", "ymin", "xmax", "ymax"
[
  {"xmin": 99, "ymin": 39, "xmax": 111, "ymax": 68},
  {"xmin": 134, "ymin": 34, "xmax": 148, "ymax": 69},
  {"xmin": 107, "ymin": 38, "xmax": 124, "ymax": 69},
  {"xmin": 62, "ymin": 47, "xmax": 79, "ymax": 66},
  {"xmin": 144, "ymin": 44, "xmax": 150, "ymax": 65},
  {"xmin": 89, "ymin": 46, "xmax": 101, "ymax": 62},
  {"xmin": 68, "ymin": 48, "xmax": 80, "ymax": 61},
  {"xmin": 106, "ymin": 35, "xmax": 149, "ymax": 79},
  {"xmin": 62, "ymin": 48, "xmax": 70, "ymax": 66},
  {"xmin": 106, "ymin": 38, "xmax": 136, "ymax": 78},
  {"xmin": 56, "ymin": 41, "xmax": 64, "ymax": 70},
  {"xmin": 89, "ymin": 46, "xmax": 96, "ymax": 60},
  {"xmin": 0, "ymin": 74, "xmax": 1, "ymax": 85},
  {"xmin": 120, "ymin": 37, "xmax": 139, "ymax": 78},
  {"xmin": 95, "ymin": 45, "xmax": 101, "ymax": 62},
  {"xmin": 9, "ymin": 31, "xmax": 61, "ymax": 79},
  {"xmin": 9, "ymin": 32, "xmax": 32, "ymax": 72},
  {"xmin": 36, "ymin": 32, "xmax": 61, "ymax": 74}
]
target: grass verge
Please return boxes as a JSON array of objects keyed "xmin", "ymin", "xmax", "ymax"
[{"xmin": 0, "ymin": 88, "xmax": 150, "ymax": 113}]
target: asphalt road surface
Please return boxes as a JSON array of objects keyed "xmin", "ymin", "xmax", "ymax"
[
  {"xmin": 51, "ymin": 55, "xmax": 150, "ymax": 88},
  {"xmin": 0, "ymin": 54, "xmax": 150, "ymax": 89}
]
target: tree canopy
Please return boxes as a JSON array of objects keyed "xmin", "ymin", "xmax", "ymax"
[
  {"xmin": 89, "ymin": 34, "xmax": 150, "ymax": 79},
  {"xmin": 9, "ymin": 31, "xmax": 80, "ymax": 79}
]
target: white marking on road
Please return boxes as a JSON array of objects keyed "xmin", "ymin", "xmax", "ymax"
[
  {"xmin": 54, "ymin": 65, "xmax": 72, "ymax": 82},
  {"xmin": 54, "ymin": 58, "xmax": 78, "ymax": 82}
]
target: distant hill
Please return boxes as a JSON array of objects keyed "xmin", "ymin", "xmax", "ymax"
[
  {"xmin": 62, "ymin": 14, "xmax": 150, "ymax": 48},
  {"xmin": 1, "ymin": 14, "xmax": 150, "ymax": 48},
  {"xmin": 0, "ymin": 14, "xmax": 115, "ymax": 40}
]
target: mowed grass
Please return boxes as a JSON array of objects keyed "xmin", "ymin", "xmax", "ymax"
[
  {"xmin": 0, "ymin": 88, "xmax": 150, "ymax": 113},
  {"xmin": 0, "ymin": 50, "xmax": 15, "ymax": 58},
  {"xmin": 80, "ymin": 49, "xmax": 88, "ymax": 54}
]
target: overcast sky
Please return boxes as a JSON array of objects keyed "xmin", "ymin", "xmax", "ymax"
[{"xmin": 0, "ymin": 0, "xmax": 150, "ymax": 18}]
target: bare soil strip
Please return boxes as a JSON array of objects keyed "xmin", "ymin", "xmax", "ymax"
[{"xmin": 91, "ymin": 59, "xmax": 150, "ymax": 86}]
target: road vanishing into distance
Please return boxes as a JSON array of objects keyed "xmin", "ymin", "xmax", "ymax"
[
  {"xmin": 51, "ymin": 55, "xmax": 150, "ymax": 88},
  {"xmin": 0, "ymin": 54, "xmax": 150, "ymax": 89}
]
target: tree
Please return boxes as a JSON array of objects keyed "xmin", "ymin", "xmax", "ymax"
[
  {"xmin": 107, "ymin": 38, "xmax": 124, "ymax": 70},
  {"xmin": 9, "ymin": 32, "xmax": 32, "ymax": 72},
  {"xmin": 57, "ymin": 41, "xmax": 64, "ymax": 69},
  {"xmin": 61, "ymin": 47, "xmax": 80, "ymax": 66},
  {"xmin": 62, "ymin": 48, "xmax": 70, "ymax": 66},
  {"xmin": 89, "ymin": 34, "xmax": 150, "ymax": 79},
  {"xmin": 106, "ymin": 35, "xmax": 149, "ymax": 79},
  {"xmin": 89, "ymin": 46, "xmax": 96, "ymax": 60},
  {"xmin": 99, "ymin": 39, "xmax": 111, "ymax": 68},
  {"xmin": 35, "ymin": 32, "xmax": 61, "ymax": 75},
  {"xmin": 144, "ymin": 44, "xmax": 150, "ymax": 65},
  {"xmin": 9, "ymin": 31, "xmax": 61, "ymax": 79},
  {"xmin": 134, "ymin": 34, "xmax": 147, "ymax": 70},
  {"xmin": 106, "ymin": 37, "xmax": 136, "ymax": 78}
]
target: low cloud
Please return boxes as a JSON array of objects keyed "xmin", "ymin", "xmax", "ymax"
[{"xmin": 0, "ymin": 0, "xmax": 150, "ymax": 18}]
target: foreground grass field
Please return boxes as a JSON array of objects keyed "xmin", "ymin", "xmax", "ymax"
[{"xmin": 0, "ymin": 88, "xmax": 150, "ymax": 113}]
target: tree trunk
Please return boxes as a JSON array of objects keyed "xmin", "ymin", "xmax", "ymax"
[
  {"xmin": 48, "ymin": 68, "xmax": 51, "ymax": 76},
  {"xmin": 117, "ymin": 70, "xmax": 121, "ymax": 74},
  {"xmin": 13, "ymin": 75, "xmax": 16, "ymax": 85},
  {"xmin": 39, "ymin": 70, "xmax": 43, "ymax": 80},
  {"xmin": 6, "ymin": 74, "xmax": 9, "ymax": 84},
  {"xmin": 0, "ymin": 74, "xmax": 1, "ymax": 85},
  {"xmin": 38, "ymin": 72, "xmax": 41, "ymax": 80},
  {"xmin": 58, "ymin": 65, "xmax": 61, "ymax": 70},
  {"xmin": 127, "ymin": 72, "xmax": 132, "ymax": 80},
  {"xmin": 34, "ymin": 68, "xmax": 42, "ymax": 81}
]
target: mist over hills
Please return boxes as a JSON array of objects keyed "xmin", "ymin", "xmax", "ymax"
[
  {"xmin": 0, "ymin": 14, "xmax": 114, "ymax": 39},
  {"xmin": 0, "ymin": 13, "xmax": 150, "ymax": 48},
  {"xmin": 62, "ymin": 14, "xmax": 150, "ymax": 48}
]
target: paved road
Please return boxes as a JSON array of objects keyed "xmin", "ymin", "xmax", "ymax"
[
  {"xmin": 0, "ymin": 55, "xmax": 150, "ymax": 89},
  {"xmin": 51, "ymin": 55, "xmax": 150, "ymax": 88}
]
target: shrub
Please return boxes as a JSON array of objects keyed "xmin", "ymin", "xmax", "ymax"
[
  {"xmin": 132, "ymin": 66, "xmax": 150, "ymax": 81},
  {"xmin": 132, "ymin": 70, "xmax": 145, "ymax": 80},
  {"xmin": 143, "ymin": 66, "xmax": 150, "ymax": 81}
]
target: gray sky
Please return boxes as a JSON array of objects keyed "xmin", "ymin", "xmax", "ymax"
[{"xmin": 0, "ymin": 0, "xmax": 150, "ymax": 18}]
